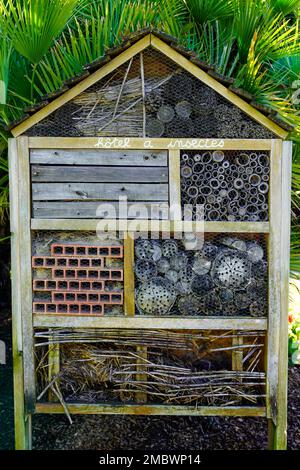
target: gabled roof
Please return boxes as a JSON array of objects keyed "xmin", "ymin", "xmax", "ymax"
[{"xmin": 7, "ymin": 29, "xmax": 293, "ymax": 139}]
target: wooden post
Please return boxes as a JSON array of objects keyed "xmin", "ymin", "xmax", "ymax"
[
  {"xmin": 267, "ymin": 140, "xmax": 292, "ymax": 449},
  {"xmin": 17, "ymin": 137, "xmax": 35, "ymax": 419},
  {"xmin": 136, "ymin": 346, "xmax": 148, "ymax": 403},
  {"xmin": 232, "ymin": 334, "xmax": 243, "ymax": 371},
  {"xmin": 9, "ymin": 138, "xmax": 31, "ymax": 449},
  {"xmin": 48, "ymin": 332, "xmax": 60, "ymax": 402},
  {"xmin": 124, "ymin": 233, "xmax": 135, "ymax": 316},
  {"xmin": 272, "ymin": 141, "xmax": 292, "ymax": 449}
]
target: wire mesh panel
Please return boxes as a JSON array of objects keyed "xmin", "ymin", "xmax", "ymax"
[
  {"xmin": 32, "ymin": 232, "xmax": 124, "ymax": 316},
  {"xmin": 134, "ymin": 234, "xmax": 268, "ymax": 317},
  {"xmin": 25, "ymin": 48, "xmax": 275, "ymax": 139},
  {"xmin": 35, "ymin": 329, "xmax": 266, "ymax": 406},
  {"xmin": 180, "ymin": 149, "xmax": 270, "ymax": 222}
]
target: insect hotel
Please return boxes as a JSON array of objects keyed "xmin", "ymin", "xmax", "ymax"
[{"xmin": 8, "ymin": 30, "xmax": 292, "ymax": 450}]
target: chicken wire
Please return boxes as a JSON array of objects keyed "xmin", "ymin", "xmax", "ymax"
[
  {"xmin": 134, "ymin": 234, "xmax": 268, "ymax": 317},
  {"xmin": 180, "ymin": 149, "xmax": 270, "ymax": 222},
  {"xmin": 25, "ymin": 48, "xmax": 275, "ymax": 139}
]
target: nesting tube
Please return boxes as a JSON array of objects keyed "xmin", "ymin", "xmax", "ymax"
[
  {"xmin": 258, "ymin": 154, "xmax": 269, "ymax": 167},
  {"xmin": 181, "ymin": 166, "xmax": 192, "ymax": 178},
  {"xmin": 192, "ymin": 162, "xmax": 204, "ymax": 174},
  {"xmin": 212, "ymin": 150, "xmax": 225, "ymax": 162},
  {"xmin": 233, "ymin": 178, "xmax": 244, "ymax": 190},
  {"xmin": 236, "ymin": 153, "xmax": 250, "ymax": 166},
  {"xmin": 201, "ymin": 152, "xmax": 212, "ymax": 164},
  {"xmin": 208, "ymin": 209, "xmax": 220, "ymax": 221},
  {"xmin": 258, "ymin": 182, "xmax": 269, "ymax": 194},
  {"xmin": 187, "ymin": 186, "xmax": 199, "ymax": 198}
]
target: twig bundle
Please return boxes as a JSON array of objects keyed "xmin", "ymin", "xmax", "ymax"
[{"xmin": 35, "ymin": 329, "xmax": 266, "ymax": 408}]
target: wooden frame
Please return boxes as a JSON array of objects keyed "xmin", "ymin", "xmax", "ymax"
[
  {"xmin": 7, "ymin": 27, "xmax": 292, "ymax": 452},
  {"xmin": 9, "ymin": 135, "xmax": 291, "ymax": 450}
]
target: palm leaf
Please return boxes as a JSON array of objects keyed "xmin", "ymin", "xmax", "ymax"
[{"xmin": 0, "ymin": 0, "xmax": 79, "ymax": 64}]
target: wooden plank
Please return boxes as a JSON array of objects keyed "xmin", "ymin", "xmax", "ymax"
[
  {"xmin": 35, "ymin": 402, "xmax": 267, "ymax": 417},
  {"xmin": 272, "ymin": 141, "xmax": 292, "ymax": 450},
  {"xmin": 30, "ymin": 149, "xmax": 168, "ymax": 166},
  {"xmin": 28, "ymin": 137, "xmax": 274, "ymax": 151},
  {"xmin": 48, "ymin": 337, "xmax": 60, "ymax": 403},
  {"xmin": 232, "ymin": 335, "xmax": 243, "ymax": 371},
  {"xmin": 168, "ymin": 149, "xmax": 181, "ymax": 221},
  {"xmin": 31, "ymin": 165, "xmax": 168, "ymax": 182},
  {"xmin": 8, "ymin": 138, "xmax": 31, "ymax": 450},
  {"xmin": 32, "ymin": 182, "xmax": 169, "ymax": 201},
  {"xmin": 33, "ymin": 315, "xmax": 268, "ymax": 330},
  {"xmin": 11, "ymin": 35, "xmax": 151, "ymax": 137},
  {"xmin": 136, "ymin": 346, "xmax": 148, "ymax": 403},
  {"xmin": 31, "ymin": 218, "xmax": 270, "ymax": 233},
  {"xmin": 266, "ymin": 140, "xmax": 282, "ymax": 430},
  {"xmin": 123, "ymin": 235, "xmax": 135, "ymax": 317},
  {"xmin": 151, "ymin": 36, "xmax": 288, "ymax": 139},
  {"xmin": 17, "ymin": 136, "xmax": 36, "ymax": 418},
  {"xmin": 32, "ymin": 201, "xmax": 169, "ymax": 220}
]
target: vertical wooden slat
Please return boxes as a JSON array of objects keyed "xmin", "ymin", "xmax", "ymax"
[
  {"xmin": 48, "ymin": 335, "xmax": 60, "ymax": 402},
  {"xmin": 168, "ymin": 149, "xmax": 181, "ymax": 225},
  {"xmin": 273, "ymin": 140, "xmax": 292, "ymax": 449},
  {"xmin": 136, "ymin": 345, "xmax": 148, "ymax": 403},
  {"xmin": 232, "ymin": 334, "xmax": 243, "ymax": 371},
  {"xmin": 9, "ymin": 138, "xmax": 31, "ymax": 449},
  {"xmin": 124, "ymin": 234, "xmax": 135, "ymax": 316},
  {"xmin": 267, "ymin": 139, "xmax": 282, "ymax": 448},
  {"xmin": 17, "ymin": 136, "xmax": 35, "ymax": 418}
]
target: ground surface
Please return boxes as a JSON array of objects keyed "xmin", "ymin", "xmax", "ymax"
[{"xmin": 1, "ymin": 313, "xmax": 299, "ymax": 450}]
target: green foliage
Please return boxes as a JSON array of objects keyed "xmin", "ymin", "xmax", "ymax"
[
  {"xmin": 288, "ymin": 279, "xmax": 300, "ymax": 364},
  {"xmin": 0, "ymin": 131, "xmax": 8, "ymax": 225},
  {"xmin": 185, "ymin": 0, "xmax": 234, "ymax": 25},
  {"xmin": 0, "ymin": 0, "xmax": 79, "ymax": 64}
]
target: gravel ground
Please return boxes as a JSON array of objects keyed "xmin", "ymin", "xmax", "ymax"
[{"xmin": 1, "ymin": 313, "xmax": 299, "ymax": 450}]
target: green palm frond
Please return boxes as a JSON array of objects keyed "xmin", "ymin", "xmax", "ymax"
[
  {"xmin": 0, "ymin": 34, "xmax": 12, "ymax": 109},
  {"xmin": 291, "ymin": 227, "xmax": 300, "ymax": 276},
  {"xmin": 0, "ymin": 0, "xmax": 79, "ymax": 64},
  {"xmin": 185, "ymin": 0, "xmax": 235, "ymax": 26},
  {"xmin": 31, "ymin": 1, "xmax": 161, "ymax": 97},
  {"xmin": 197, "ymin": 20, "xmax": 239, "ymax": 76},
  {"xmin": 269, "ymin": 0, "xmax": 300, "ymax": 15}
]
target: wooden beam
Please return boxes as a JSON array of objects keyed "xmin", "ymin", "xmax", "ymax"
[
  {"xmin": 31, "ymin": 218, "xmax": 269, "ymax": 233},
  {"xmin": 11, "ymin": 35, "xmax": 151, "ymax": 137},
  {"xmin": 17, "ymin": 137, "xmax": 35, "ymax": 418},
  {"xmin": 33, "ymin": 315, "xmax": 267, "ymax": 330},
  {"xmin": 150, "ymin": 36, "xmax": 288, "ymax": 139},
  {"xmin": 266, "ymin": 140, "xmax": 282, "ymax": 439},
  {"xmin": 136, "ymin": 346, "xmax": 148, "ymax": 403},
  {"xmin": 35, "ymin": 402, "xmax": 267, "ymax": 417},
  {"xmin": 123, "ymin": 234, "xmax": 135, "ymax": 317},
  {"xmin": 48, "ymin": 335, "xmax": 60, "ymax": 403},
  {"xmin": 168, "ymin": 149, "xmax": 181, "ymax": 221},
  {"xmin": 8, "ymin": 138, "xmax": 31, "ymax": 450},
  {"xmin": 271, "ymin": 141, "xmax": 292, "ymax": 450},
  {"xmin": 28, "ymin": 137, "xmax": 274, "ymax": 151},
  {"xmin": 232, "ymin": 335, "xmax": 243, "ymax": 372}
]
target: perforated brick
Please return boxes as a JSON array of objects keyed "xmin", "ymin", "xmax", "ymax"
[
  {"xmin": 51, "ymin": 291, "xmax": 123, "ymax": 304},
  {"xmin": 33, "ymin": 302, "xmax": 104, "ymax": 315},
  {"xmin": 33, "ymin": 279, "xmax": 105, "ymax": 291},
  {"xmin": 32, "ymin": 256, "xmax": 104, "ymax": 268},
  {"xmin": 51, "ymin": 244, "xmax": 123, "ymax": 258},
  {"xmin": 33, "ymin": 242, "xmax": 124, "ymax": 316},
  {"xmin": 52, "ymin": 267, "xmax": 123, "ymax": 281}
]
